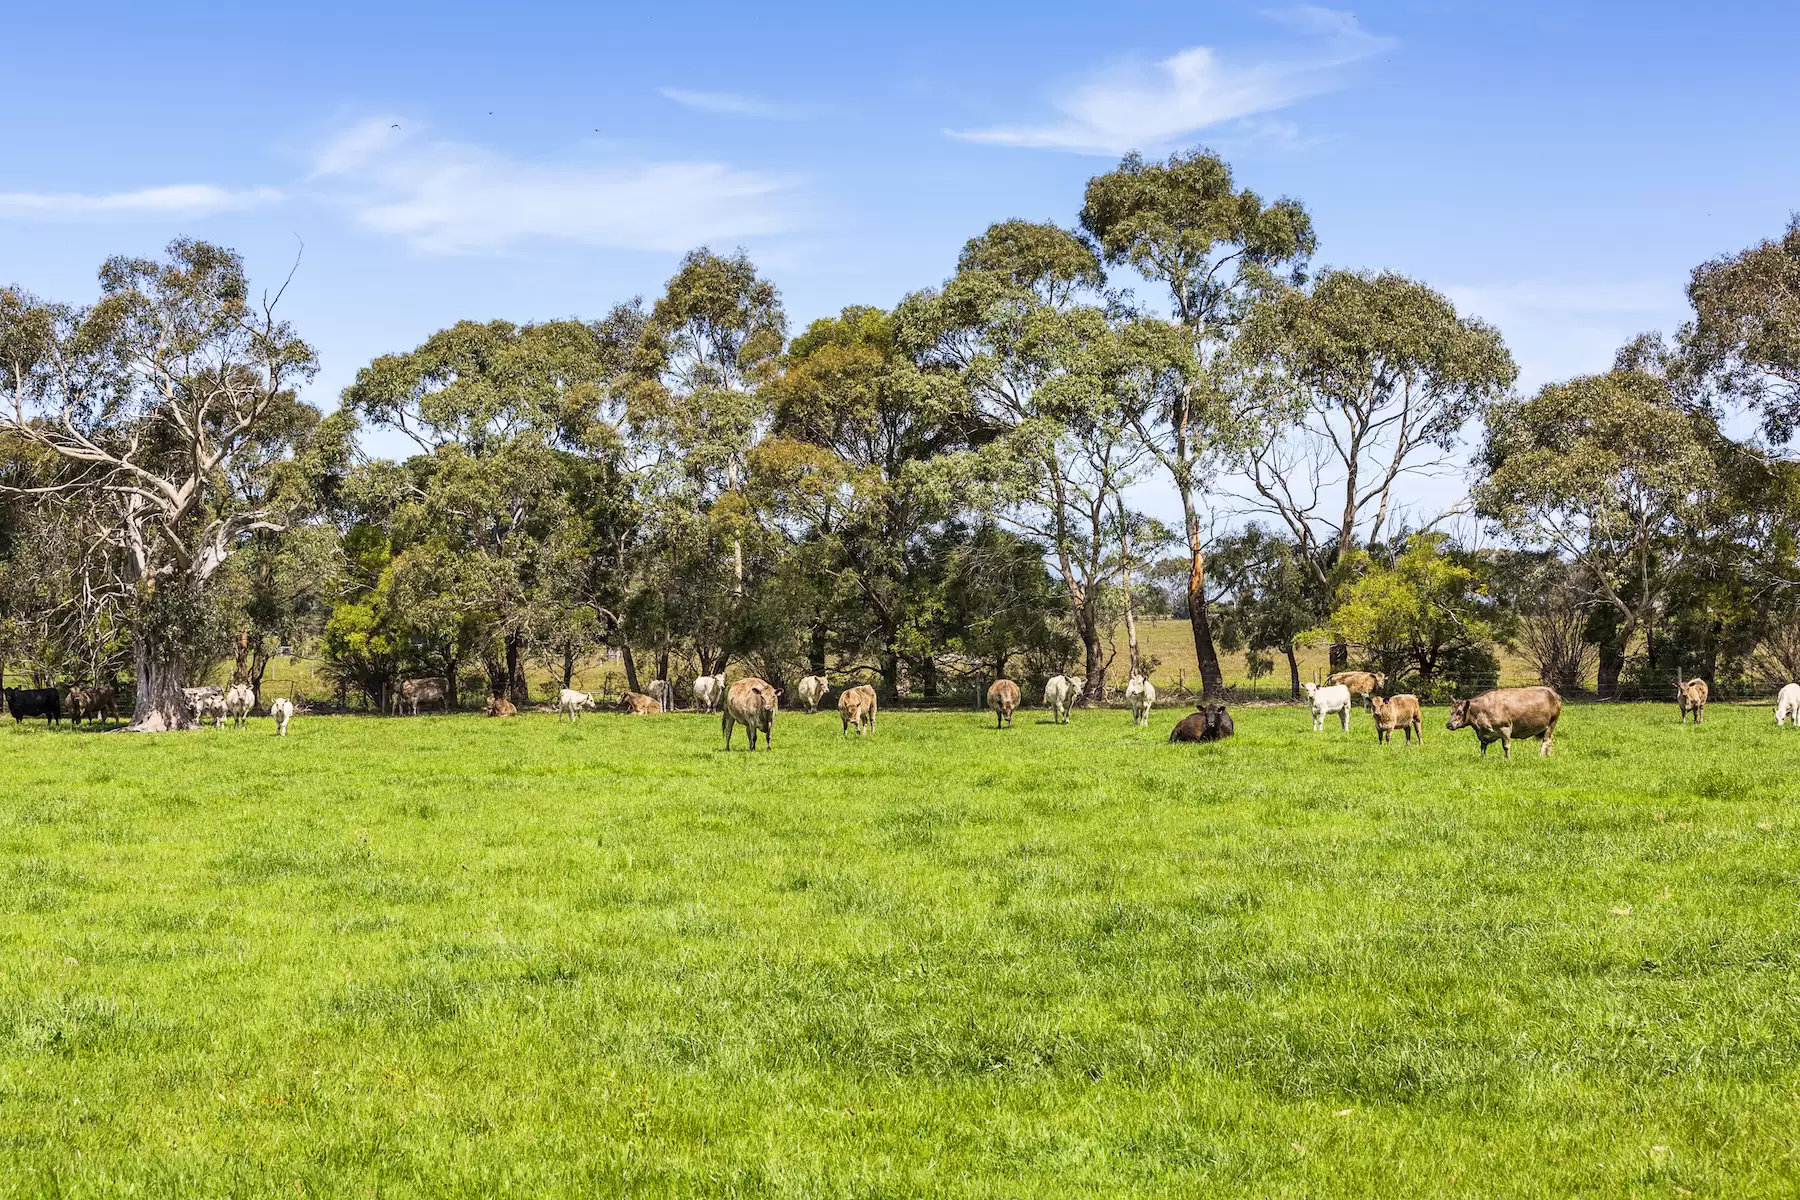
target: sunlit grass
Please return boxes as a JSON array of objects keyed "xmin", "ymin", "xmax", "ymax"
[{"xmin": 1, "ymin": 700, "xmax": 1796, "ymax": 1195}]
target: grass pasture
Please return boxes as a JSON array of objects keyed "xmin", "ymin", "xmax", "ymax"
[{"xmin": 2, "ymin": 700, "xmax": 1798, "ymax": 1196}]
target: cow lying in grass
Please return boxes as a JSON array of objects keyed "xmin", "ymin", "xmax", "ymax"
[{"xmin": 1170, "ymin": 704, "xmax": 1233, "ymax": 743}]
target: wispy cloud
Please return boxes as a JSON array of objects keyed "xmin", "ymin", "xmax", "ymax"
[
  {"xmin": 660, "ymin": 88, "xmax": 809, "ymax": 120},
  {"xmin": 311, "ymin": 118, "xmax": 799, "ymax": 254},
  {"xmin": 949, "ymin": 6, "xmax": 1392, "ymax": 155},
  {"xmin": 0, "ymin": 184, "xmax": 283, "ymax": 220}
]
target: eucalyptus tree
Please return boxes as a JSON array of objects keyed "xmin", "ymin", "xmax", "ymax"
[
  {"xmin": 898, "ymin": 219, "xmax": 1158, "ymax": 700},
  {"xmin": 1080, "ymin": 149, "xmax": 1316, "ymax": 696},
  {"xmin": 0, "ymin": 240, "xmax": 319, "ymax": 729},
  {"xmin": 341, "ymin": 318, "xmax": 623, "ymax": 705},
  {"xmin": 1684, "ymin": 216, "xmax": 1800, "ymax": 444},
  {"xmin": 1475, "ymin": 367, "xmax": 1720, "ymax": 696}
]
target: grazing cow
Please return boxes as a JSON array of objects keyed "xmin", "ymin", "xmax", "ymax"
[
  {"xmin": 618, "ymin": 691, "xmax": 661, "ymax": 714},
  {"xmin": 838, "ymin": 684, "xmax": 878, "ymax": 736},
  {"xmin": 1370, "ymin": 693, "xmax": 1424, "ymax": 745},
  {"xmin": 987, "ymin": 679, "xmax": 1021, "ymax": 728},
  {"xmin": 557, "ymin": 688, "xmax": 594, "ymax": 721},
  {"xmin": 397, "ymin": 676, "xmax": 449, "ymax": 716},
  {"xmin": 194, "ymin": 691, "xmax": 229, "ymax": 728},
  {"xmin": 1125, "ymin": 675, "xmax": 1157, "ymax": 727},
  {"xmin": 3, "ymin": 687, "xmax": 61, "ymax": 727},
  {"xmin": 722, "ymin": 678, "xmax": 779, "ymax": 750},
  {"xmin": 692, "ymin": 674, "xmax": 725, "ymax": 713},
  {"xmin": 271, "ymin": 697, "xmax": 296, "ymax": 736},
  {"xmin": 1777, "ymin": 683, "xmax": 1800, "ymax": 727},
  {"xmin": 223, "ymin": 684, "xmax": 255, "ymax": 730},
  {"xmin": 1677, "ymin": 678, "xmax": 1709, "ymax": 724},
  {"xmin": 1303, "ymin": 682, "xmax": 1353, "ymax": 732},
  {"xmin": 796, "ymin": 674, "xmax": 830, "ymax": 713},
  {"xmin": 486, "ymin": 697, "xmax": 517, "ymax": 718},
  {"xmin": 647, "ymin": 679, "xmax": 674, "ymax": 712},
  {"xmin": 1043, "ymin": 674, "xmax": 1083, "ymax": 724},
  {"xmin": 68, "ymin": 685, "xmax": 117, "ymax": 729},
  {"xmin": 1326, "ymin": 671, "xmax": 1387, "ymax": 704},
  {"xmin": 1446, "ymin": 686, "xmax": 1562, "ymax": 759},
  {"xmin": 1170, "ymin": 704, "xmax": 1234, "ymax": 743}
]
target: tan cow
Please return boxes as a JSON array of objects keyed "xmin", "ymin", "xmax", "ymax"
[
  {"xmin": 1446, "ymin": 686, "xmax": 1562, "ymax": 759},
  {"xmin": 987, "ymin": 679, "xmax": 1021, "ymax": 728},
  {"xmin": 485, "ymin": 697, "xmax": 517, "ymax": 718},
  {"xmin": 838, "ymin": 684, "xmax": 877, "ymax": 736},
  {"xmin": 722, "ymin": 678, "xmax": 779, "ymax": 750},
  {"xmin": 618, "ymin": 691, "xmax": 662, "ymax": 714},
  {"xmin": 1677, "ymin": 678, "xmax": 1708, "ymax": 724},
  {"xmin": 1370, "ymin": 693, "xmax": 1424, "ymax": 745},
  {"xmin": 1327, "ymin": 671, "xmax": 1387, "ymax": 704}
]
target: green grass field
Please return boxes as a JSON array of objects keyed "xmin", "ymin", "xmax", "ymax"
[{"xmin": 2, "ymin": 699, "xmax": 1797, "ymax": 1196}]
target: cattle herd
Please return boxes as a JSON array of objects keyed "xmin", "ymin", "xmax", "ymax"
[{"xmin": 5, "ymin": 670, "xmax": 1800, "ymax": 757}]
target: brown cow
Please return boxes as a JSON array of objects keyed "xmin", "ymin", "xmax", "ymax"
[
  {"xmin": 838, "ymin": 684, "xmax": 877, "ymax": 736},
  {"xmin": 722, "ymin": 678, "xmax": 779, "ymax": 750},
  {"xmin": 987, "ymin": 679, "xmax": 1021, "ymax": 728},
  {"xmin": 485, "ymin": 697, "xmax": 517, "ymax": 717},
  {"xmin": 1169, "ymin": 704, "xmax": 1234, "ymax": 743},
  {"xmin": 68, "ymin": 685, "xmax": 117, "ymax": 729},
  {"xmin": 1327, "ymin": 671, "xmax": 1387, "ymax": 703},
  {"xmin": 396, "ymin": 676, "xmax": 449, "ymax": 716},
  {"xmin": 1445, "ymin": 686, "xmax": 1561, "ymax": 759},
  {"xmin": 1677, "ymin": 678, "xmax": 1708, "ymax": 724},
  {"xmin": 618, "ymin": 691, "xmax": 662, "ymax": 714},
  {"xmin": 1370, "ymin": 693, "xmax": 1423, "ymax": 745}
]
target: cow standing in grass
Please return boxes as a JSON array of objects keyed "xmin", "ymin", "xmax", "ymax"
[
  {"xmin": 1677, "ymin": 678, "xmax": 1709, "ymax": 724},
  {"xmin": 722, "ymin": 678, "xmax": 779, "ymax": 750},
  {"xmin": 1304, "ymin": 682, "xmax": 1353, "ymax": 732},
  {"xmin": 3, "ymin": 688, "xmax": 61, "ymax": 727},
  {"xmin": 1446, "ymin": 686, "xmax": 1561, "ymax": 758},
  {"xmin": 796, "ymin": 675, "xmax": 829, "ymax": 713},
  {"xmin": 223, "ymin": 684, "xmax": 254, "ymax": 730},
  {"xmin": 1125, "ymin": 675, "xmax": 1157, "ymax": 727},
  {"xmin": 557, "ymin": 688, "xmax": 595, "ymax": 721},
  {"xmin": 647, "ymin": 679, "xmax": 674, "ymax": 712},
  {"xmin": 397, "ymin": 677, "xmax": 448, "ymax": 716},
  {"xmin": 838, "ymin": 684, "xmax": 877, "ymax": 736},
  {"xmin": 68, "ymin": 685, "xmax": 117, "ymax": 729},
  {"xmin": 1778, "ymin": 683, "xmax": 1800, "ymax": 727},
  {"xmin": 692, "ymin": 674, "xmax": 725, "ymax": 713},
  {"xmin": 271, "ymin": 697, "xmax": 296, "ymax": 736},
  {"xmin": 1370, "ymin": 694, "xmax": 1424, "ymax": 745},
  {"xmin": 987, "ymin": 679, "xmax": 1021, "ymax": 728},
  {"xmin": 1043, "ymin": 675, "xmax": 1082, "ymax": 724}
]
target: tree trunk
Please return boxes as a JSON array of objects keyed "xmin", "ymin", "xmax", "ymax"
[
  {"xmin": 1078, "ymin": 600, "xmax": 1106, "ymax": 704},
  {"xmin": 808, "ymin": 620, "xmax": 828, "ymax": 677},
  {"xmin": 1330, "ymin": 642, "xmax": 1349, "ymax": 672},
  {"xmin": 562, "ymin": 641, "xmax": 576, "ymax": 689},
  {"xmin": 249, "ymin": 644, "xmax": 271, "ymax": 711},
  {"xmin": 880, "ymin": 649, "xmax": 901, "ymax": 700},
  {"xmin": 445, "ymin": 654, "xmax": 462, "ymax": 710},
  {"xmin": 1285, "ymin": 643, "xmax": 1301, "ymax": 699},
  {"xmin": 1596, "ymin": 642, "xmax": 1625, "ymax": 699},
  {"xmin": 126, "ymin": 642, "xmax": 193, "ymax": 732},
  {"xmin": 506, "ymin": 633, "xmax": 529, "ymax": 707},
  {"xmin": 920, "ymin": 655, "xmax": 940, "ymax": 700},
  {"xmin": 1185, "ymin": 549, "xmax": 1226, "ymax": 698}
]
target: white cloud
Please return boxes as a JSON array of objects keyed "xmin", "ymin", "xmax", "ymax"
[
  {"xmin": 949, "ymin": 6, "xmax": 1392, "ymax": 155},
  {"xmin": 312, "ymin": 118, "xmax": 799, "ymax": 255},
  {"xmin": 0, "ymin": 184, "xmax": 283, "ymax": 220},
  {"xmin": 660, "ymin": 88, "xmax": 808, "ymax": 120},
  {"xmin": 1446, "ymin": 280, "xmax": 1686, "ymax": 392}
]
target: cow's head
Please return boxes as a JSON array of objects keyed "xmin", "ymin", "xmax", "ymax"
[
  {"xmin": 1446, "ymin": 698, "xmax": 1471, "ymax": 730},
  {"xmin": 1302, "ymin": 681, "xmax": 1319, "ymax": 697}
]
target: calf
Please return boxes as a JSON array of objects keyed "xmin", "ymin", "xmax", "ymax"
[
  {"xmin": 838, "ymin": 684, "xmax": 877, "ymax": 736},
  {"xmin": 195, "ymin": 692, "xmax": 229, "ymax": 729},
  {"xmin": 1677, "ymin": 678, "xmax": 1708, "ymax": 724},
  {"xmin": 1326, "ymin": 671, "xmax": 1386, "ymax": 704},
  {"xmin": 1446, "ymin": 686, "xmax": 1561, "ymax": 759},
  {"xmin": 987, "ymin": 679, "xmax": 1021, "ymax": 728},
  {"xmin": 557, "ymin": 688, "xmax": 594, "ymax": 721},
  {"xmin": 1170, "ymin": 704, "xmax": 1234, "ymax": 743},
  {"xmin": 3, "ymin": 687, "xmax": 60, "ymax": 727},
  {"xmin": 1777, "ymin": 683, "xmax": 1800, "ymax": 727},
  {"xmin": 618, "ymin": 691, "xmax": 662, "ymax": 714},
  {"xmin": 271, "ymin": 697, "xmax": 296, "ymax": 736},
  {"xmin": 1043, "ymin": 674, "xmax": 1082, "ymax": 724},
  {"xmin": 722, "ymin": 678, "xmax": 779, "ymax": 750},
  {"xmin": 647, "ymin": 679, "xmax": 674, "ymax": 712},
  {"xmin": 68, "ymin": 685, "xmax": 117, "ymax": 729},
  {"xmin": 1303, "ymin": 682, "xmax": 1353, "ymax": 732},
  {"xmin": 486, "ymin": 697, "xmax": 517, "ymax": 718},
  {"xmin": 692, "ymin": 674, "xmax": 725, "ymax": 713},
  {"xmin": 1125, "ymin": 675, "xmax": 1157, "ymax": 727},
  {"xmin": 1370, "ymin": 693, "xmax": 1424, "ymax": 745},
  {"xmin": 397, "ymin": 676, "xmax": 449, "ymax": 716},
  {"xmin": 223, "ymin": 684, "xmax": 255, "ymax": 730},
  {"xmin": 795, "ymin": 674, "xmax": 830, "ymax": 713}
]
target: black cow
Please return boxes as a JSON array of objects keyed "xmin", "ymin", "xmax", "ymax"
[{"xmin": 4, "ymin": 687, "xmax": 62, "ymax": 726}]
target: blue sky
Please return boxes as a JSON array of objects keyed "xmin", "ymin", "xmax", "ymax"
[{"xmin": 3, "ymin": 0, "xmax": 1796, "ymax": 481}]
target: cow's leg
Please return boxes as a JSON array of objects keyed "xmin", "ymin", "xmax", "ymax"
[
  {"xmin": 1541, "ymin": 716, "xmax": 1556, "ymax": 756},
  {"xmin": 722, "ymin": 714, "xmax": 733, "ymax": 750},
  {"xmin": 763, "ymin": 720, "xmax": 772, "ymax": 750},
  {"xmin": 1340, "ymin": 708, "xmax": 1349, "ymax": 732},
  {"xmin": 1500, "ymin": 730, "xmax": 1513, "ymax": 760}
]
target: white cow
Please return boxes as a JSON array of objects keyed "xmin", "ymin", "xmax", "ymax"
[
  {"xmin": 647, "ymin": 679, "xmax": 674, "ymax": 712},
  {"xmin": 1044, "ymin": 674, "xmax": 1083, "ymax": 724},
  {"xmin": 557, "ymin": 688, "xmax": 595, "ymax": 721},
  {"xmin": 1303, "ymin": 681, "xmax": 1353, "ymax": 732},
  {"xmin": 691, "ymin": 674, "xmax": 725, "ymax": 713},
  {"xmin": 223, "ymin": 684, "xmax": 255, "ymax": 730},
  {"xmin": 193, "ymin": 691, "xmax": 228, "ymax": 729},
  {"xmin": 1778, "ymin": 683, "xmax": 1800, "ymax": 727},
  {"xmin": 795, "ymin": 675, "xmax": 830, "ymax": 713},
  {"xmin": 270, "ymin": 697, "xmax": 295, "ymax": 737},
  {"xmin": 1125, "ymin": 675, "xmax": 1157, "ymax": 727}
]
